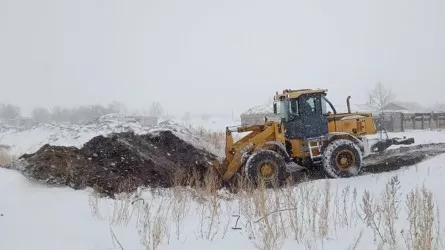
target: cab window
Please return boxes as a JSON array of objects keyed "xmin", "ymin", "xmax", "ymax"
[
  {"xmin": 299, "ymin": 97, "xmax": 316, "ymax": 116},
  {"xmin": 321, "ymin": 96, "xmax": 333, "ymax": 115},
  {"xmin": 289, "ymin": 99, "xmax": 299, "ymax": 116}
]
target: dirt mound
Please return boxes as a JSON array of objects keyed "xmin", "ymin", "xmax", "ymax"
[{"xmin": 5, "ymin": 131, "xmax": 218, "ymax": 197}]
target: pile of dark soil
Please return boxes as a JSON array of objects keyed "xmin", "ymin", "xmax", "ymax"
[{"xmin": 4, "ymin": 131, "xmax": 219, "ymax": 197}]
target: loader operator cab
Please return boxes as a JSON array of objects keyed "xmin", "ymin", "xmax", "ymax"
[{"xmin": 273, "ymin": 89, "xmax": 336, "ymax": 140}]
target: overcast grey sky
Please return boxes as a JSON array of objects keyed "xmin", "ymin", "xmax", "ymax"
[{"xmin": 0, "ymin": 0, "xmax": 444, "ymax": 116}]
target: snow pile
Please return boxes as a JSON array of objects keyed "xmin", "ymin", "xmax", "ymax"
[
  {"xmin": 162, "ymin": 115, "xmax": 240, "ymax": 133},
  {"xmin": 0, "ymin": 114, "xmax": 151, "ymax": 156},
  {"xmin": 241, "ymin": 104, "xmax": 274, "ymax": 115},
  {"xmin": 0, "ymin": 115, "xmax": 225, "ymax": 158},
  {"xmin": 148, "ymin": 120, "xmax": 224, "ymax": 158}
]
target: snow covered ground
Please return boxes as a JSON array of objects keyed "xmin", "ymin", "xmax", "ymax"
[
  {"xmin": 1, "ymin": 143, "xmax": 444, "ymax": 249},
  {"xmin": 1, "ymin": 116, "xmax": 445, "ymax": 249}
]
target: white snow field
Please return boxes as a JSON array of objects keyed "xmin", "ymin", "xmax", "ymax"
[{"xmin": 1, "ymin": 117, "xmax": 445, "ymax": 249}]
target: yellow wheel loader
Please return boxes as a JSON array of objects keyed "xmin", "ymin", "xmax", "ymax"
[{"xmin": 212, "ymin": 89, "xmax": 415, "ymax": 186}]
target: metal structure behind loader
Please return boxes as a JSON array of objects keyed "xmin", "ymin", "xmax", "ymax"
[{"xmin": 212, "ymin": 88, "xmax": 415, "ymax": 186}]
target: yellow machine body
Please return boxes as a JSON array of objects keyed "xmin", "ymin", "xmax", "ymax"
[{"xmin": 212, "ymin": 88, "xmax": 409, "ymax": 182}]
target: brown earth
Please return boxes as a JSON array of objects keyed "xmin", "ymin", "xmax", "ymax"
[{"xmin": 2, "ymin": 131, "xmax": 219, "ymax": 197}]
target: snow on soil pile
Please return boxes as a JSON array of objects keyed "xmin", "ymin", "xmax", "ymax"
[
  {"xmin": 241, "ymin": 104, "xmax": 273, "ymax": 115},
  {"xmin": 0, "ymin": 114, "xmax": 151, "ymax": 156},
  {"xmin": 147, "ymin": 120, "xmax": 224, "ymax": 158},
  {"xmin": 0, "ymin": 115, "xmax": 224, "ymax": 158},
  {"xmin": 2, "ymin": 129, "xmax": 219, "ymax": 197}
]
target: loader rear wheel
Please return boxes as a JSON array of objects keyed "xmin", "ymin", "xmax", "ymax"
[
  {"xmin": 245, "ymin": 150, "xmax": 286, "ymax": 187},
  {"xmin": 322, "ymin": 139, "xmax": 362, "ymax": 178}
]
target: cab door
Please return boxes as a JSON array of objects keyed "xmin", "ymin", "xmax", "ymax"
[
  {"xmin": 284, "ymin": 94, "xmax": 328, "ymax": 139},
  {"xmin": 299, "ymin": 94, "xmax": 328, "ymax": 138}
]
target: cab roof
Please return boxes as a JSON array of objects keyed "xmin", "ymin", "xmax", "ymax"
[{"xmin": 274, "ymin": 88, "xmax": 328, "ymax": 100}]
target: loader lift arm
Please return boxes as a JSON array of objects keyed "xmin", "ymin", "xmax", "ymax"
[{"xmin": 213, "ymin": 121, "xmax": 286, "ymax": 180}]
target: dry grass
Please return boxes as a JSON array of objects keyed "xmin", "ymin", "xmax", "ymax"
[
  {"xmin": 402, "ymin": 184, "xmax": 441, "ymax": 250},
  {"xmin": 188, "ymin": 124, "xmax": 226, "ymax": 156},
  {"xmin": 88, "ymin": 170, "xmax": 444, "ymax": 250},
  {"xmin": 0, "ymin": 150, "xmax": 15, "ymax": 165},
  {"xmin": 358, "ymin": 176, "xmax": 442, "ymax": 250}
]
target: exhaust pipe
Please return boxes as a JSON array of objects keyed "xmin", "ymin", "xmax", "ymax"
[{"xmin": 347, "ymin": 96, "xmax": 351, "ymax": 113}]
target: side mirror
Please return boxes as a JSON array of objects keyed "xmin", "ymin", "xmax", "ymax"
[{"xmin": 273, "ymin": 102, "xmax": 277, "ymax": 114}]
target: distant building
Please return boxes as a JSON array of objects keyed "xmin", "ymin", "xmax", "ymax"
[
  {"xmin": 381, "ymin": 103, "xmax": 409, "ymax": 113},
  {"xmin": 392, "ymin": 101, "xmax": 425, "ymax": 113}
]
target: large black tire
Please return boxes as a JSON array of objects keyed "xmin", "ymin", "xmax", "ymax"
[
  {"xmin": 322, "ymin": 139, "xmax": 363, "ymax": 178},
  {"xmin": 244, "ymin": 150, "xmax": 286, "ymax": 187}
]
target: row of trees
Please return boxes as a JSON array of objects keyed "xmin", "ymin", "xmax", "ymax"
[
  {"xmin": 33, "ymin": 103, "xmax": 125, "ymax": 124},
  {"xmin": 0, "ymin": 82, "xmax": 407, "ymax": 125},
  {"xmin": 0, "ymin": 104, "xmax": 21, "ymax": 120},
  {"xmin": 0, "ymin": 101, "xmax": 167, "ymax": 124}
]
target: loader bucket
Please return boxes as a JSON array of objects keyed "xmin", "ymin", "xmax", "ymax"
[
  {"xmin": 371, "ymin": 137, "xmax": 415, "ymax": 153},
  {"xmin": 393, "ymin": 137, "xmax": 415, "ymax": 145}
]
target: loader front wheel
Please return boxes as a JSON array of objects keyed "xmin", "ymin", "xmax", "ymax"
[
  {"xmin": 245, "ymin": 150, "xmax": 286, "ymax": 187},
  {"xmin": 322, "ymin": 139, "xmax": 362, "ymax": 178}
]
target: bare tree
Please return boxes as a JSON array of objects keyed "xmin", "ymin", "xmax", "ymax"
[
  {"xmin": 368, "ymin": 82, "xmax": 396, "ymax": 111},
  {"xmin": 149, "ymin": 101, "xmax": 163, "ymax": 118},
  {"xmin": 50, "ymin": 104, "xmax": 113, "ymax": 124}
]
